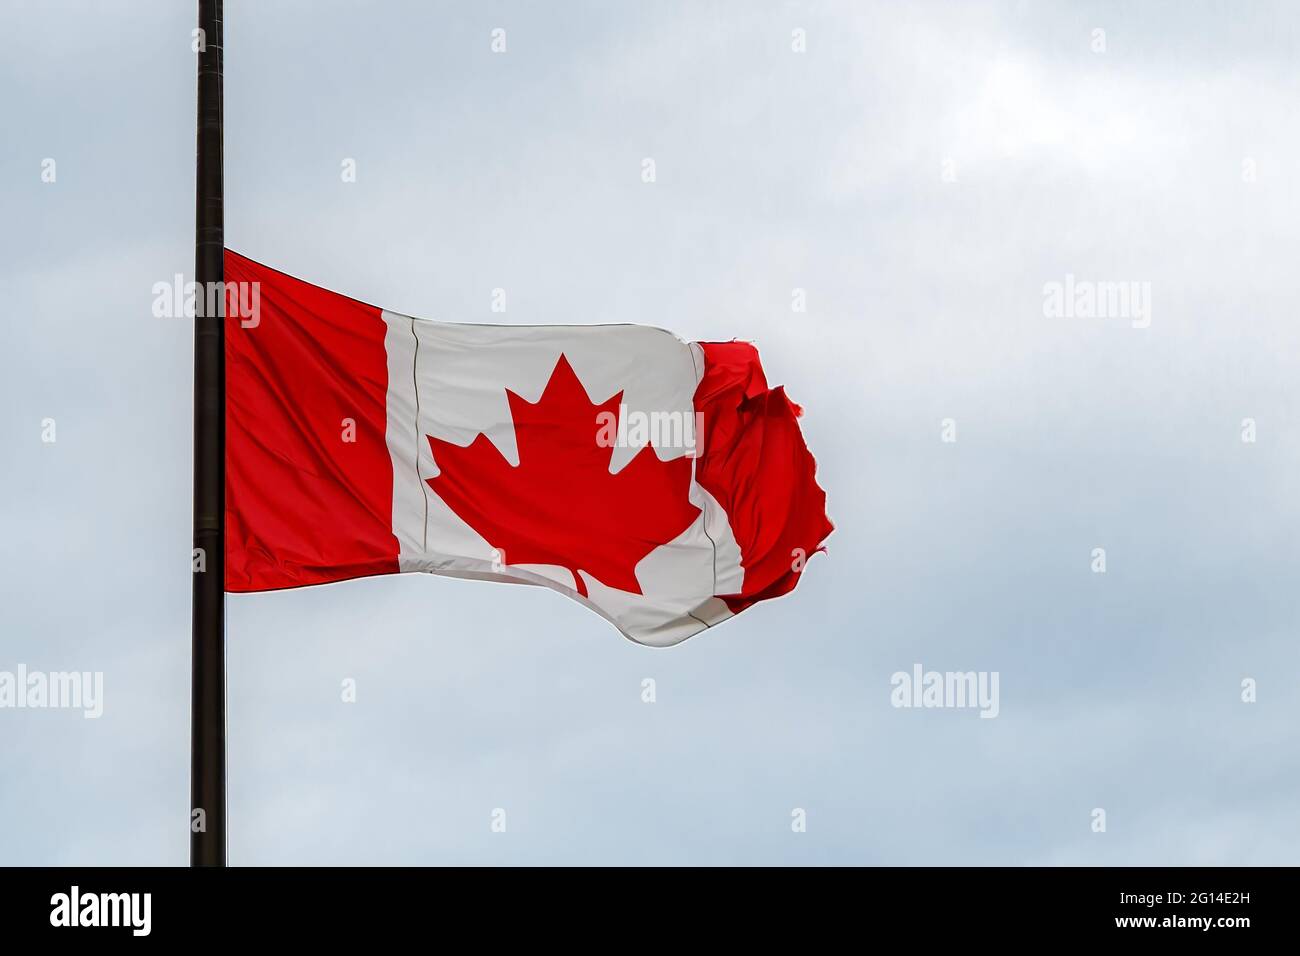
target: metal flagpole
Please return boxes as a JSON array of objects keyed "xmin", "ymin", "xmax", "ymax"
[{"xmin": 192, "ymin": 0, "xmax": 226, "ymax": 867}]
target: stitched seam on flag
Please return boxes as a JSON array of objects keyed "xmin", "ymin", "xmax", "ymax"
[
  {"xmin": 411, "ymin": 316, "xmax": 430, "ymax": 551},
  {"xmin": 700, "ymin": 523, "xmax": 719, "ymax": 594},
  {"xmin": 683, "ymin": 343, "xmax": 714, "ymax": 632},
  {"xmin": 686, "ymin": 343, "xmax": 719, "ymax": 598}
]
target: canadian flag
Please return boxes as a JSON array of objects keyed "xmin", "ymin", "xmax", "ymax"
[{"xmin": 224, "ymin": 251, "xmax": 832, "ymax": 646}]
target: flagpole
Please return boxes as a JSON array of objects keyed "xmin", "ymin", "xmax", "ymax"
[{"xmin": 192, "ymin": 0, "xmax": 226, "ymax": 866}]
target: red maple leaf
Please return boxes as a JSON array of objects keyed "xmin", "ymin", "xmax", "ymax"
[{"xmin": 425, "ymin": 354, "xmax": 701, "ymax": 597}]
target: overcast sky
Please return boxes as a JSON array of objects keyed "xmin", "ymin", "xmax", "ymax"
[{"xmin": 2, "ymin": 0, "xmax": 1298, "ymax": 864}]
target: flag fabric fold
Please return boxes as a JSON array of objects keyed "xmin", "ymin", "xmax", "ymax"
[{"xmin": 223, "ymin": 250, "xmax": 831, "ymax": 646}]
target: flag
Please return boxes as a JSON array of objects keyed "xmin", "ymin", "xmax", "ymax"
[{"xmin": 223, "ymin": 251, "xmax": 831, "ymax": 646}]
